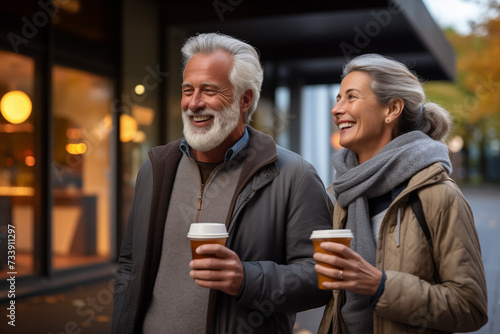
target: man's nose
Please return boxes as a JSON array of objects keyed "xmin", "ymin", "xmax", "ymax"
[{"xmin": 188, "ymin": 90, "xmax": 206, "ymax": 112}]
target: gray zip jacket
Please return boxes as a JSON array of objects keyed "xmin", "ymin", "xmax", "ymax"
[{"xmin": 112, "ymin": 127, "xmax": 332, "ymax": 333}]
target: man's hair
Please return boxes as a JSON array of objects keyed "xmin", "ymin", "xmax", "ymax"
[{"xmin": 181, "ymin": 32, "xmax": 264, "ymax": 124}]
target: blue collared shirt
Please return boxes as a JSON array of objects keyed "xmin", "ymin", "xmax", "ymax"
[{"xmin": 179, "ymin": 127, "xmax": 249, "ymax": 162}]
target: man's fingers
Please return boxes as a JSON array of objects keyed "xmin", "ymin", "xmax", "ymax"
[
  {"xmin": 190, "ymin": 257, "xmax": 225, "ymax": 269},
  {"xmin": 196, "ymin": 244, "xmax": 231, "ymax": 257},
  {"xmin": 190, "ymin": 268, "xmax": 224, "ymax": 280}
]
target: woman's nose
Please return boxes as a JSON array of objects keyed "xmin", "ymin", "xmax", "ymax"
[{"xmin": 331, "ymin": 100, "xmax": 343, "ymax": 117}]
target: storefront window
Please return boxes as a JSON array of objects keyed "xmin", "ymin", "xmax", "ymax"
[
  {"xmin": 0, "ymin": 50, "xmax": 36, "ymax": 278},
  {"xmin": 52, "ymin": 65, "xmax": 113, "ymax": 270}
]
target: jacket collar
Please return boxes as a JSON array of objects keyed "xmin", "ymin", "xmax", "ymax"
[
  {"xmin": 138, "ymin": 127, "xmax": 278, "ymax": 333},
  {"xmin": 234, "ymin": 126, "xmax": 278, "ymax": 189},
  {"xmin": 330, "ymin": 162, "xmax": 450, "ymax": 229},
  {"xmin": 400, "ymin": 162, "xmax": 450, "ymax": 200}
]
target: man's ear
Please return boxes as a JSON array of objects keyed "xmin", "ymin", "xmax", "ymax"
[
  {"xmin": 240, "ymin": 89, "xmax": 254, "ymax": 113},
  {"xmin": 386, "ymin": 97, "xmax": 404, "ymax": 121}
]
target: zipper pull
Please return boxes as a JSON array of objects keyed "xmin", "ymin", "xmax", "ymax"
[{"xmin": 196, "ymin": 183, "xmax": 205, "ymax": 223}]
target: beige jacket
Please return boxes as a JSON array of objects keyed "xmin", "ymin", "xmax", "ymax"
[{"xmin": 318, "ymin": 162, "xmax": 488, "ymax": 334}]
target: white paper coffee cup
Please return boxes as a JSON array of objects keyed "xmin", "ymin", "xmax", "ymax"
[{"xmin": 187, "ymin": 223, "xmax": 228, "ymax": 259}]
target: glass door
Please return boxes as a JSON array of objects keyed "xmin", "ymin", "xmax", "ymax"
[{"xmin": 51, "ymin": 65, "xmax": 113, "ymax": 270}]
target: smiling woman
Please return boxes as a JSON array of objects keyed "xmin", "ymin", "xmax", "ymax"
[
  {"xmin": 316, "ymin": 53, "xmax": 487, "ymax": 334},
  {"xmin": 332, "ymin": 70, "xmax": 397, "ymax": 164}
]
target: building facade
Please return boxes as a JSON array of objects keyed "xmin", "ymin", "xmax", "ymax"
[{"xmin": 0, "ymin": 0, "xmax": 454, "ymax": 298}]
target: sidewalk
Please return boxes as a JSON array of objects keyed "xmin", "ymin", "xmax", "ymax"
[
  {"xmin": 0, "ymin": 276, "xmax": 317, "ymax": 334},
  {"xmin": 0, "ymin": 278, "xmax": 114, "ymax": 334}
]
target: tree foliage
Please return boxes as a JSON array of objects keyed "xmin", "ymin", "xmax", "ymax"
[
  {"xmin": 423, "ymin": 1, "xmax": 500, "ymax": 182},
  {"xmin": 425, "ymin": 1, "xmax": 500, "ymax": 123}
]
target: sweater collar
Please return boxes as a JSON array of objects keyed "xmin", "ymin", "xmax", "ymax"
[{"xmin": 179, "ymin": 127, "xmax": 250, "ymax": 163}]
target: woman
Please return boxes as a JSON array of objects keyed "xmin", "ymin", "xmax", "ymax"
[{"xmin": 315, "ymin": 54, "xmax": 488, "ymax": 334}]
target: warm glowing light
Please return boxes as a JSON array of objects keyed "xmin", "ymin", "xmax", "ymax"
[
  {"xmin": 25, "ymin": 156, "xmax": 36, "ymax": 166},
  {"xmin": 448, "ymin": 136, "xmax": 464, "ymax": 153},
  {"xmin": 133, "ymin": 130, "xmax": 146, "ymax": 143},
  {"xmin": 102, "ymin": 114, "xmax": 138, "ymax": 142},
  {"xmin": 102, "ymin": 114, "xmax": 112, "ymax": 130},
  {"xmin": 0, "ymin": 90, "xmax": 32, "ymax": 124},
  {"xmin": 134, "ymin": 84, "xmax": 145, "ymax": 96},
  {"xmin": 330, "ymin": 132, "xmax": 343, "ymax": 150},
  {"xmin": 66, "ymin": 143, "xmax": 87, "ymax": 155},
  {"xmin": 0, "ymin": 123, "xmax": 34, "ymax": 133},
  {"xmin": 67, "ymin": 128, "xmax": 83, "ymax": 139},
  {"xmin": 57, "ymin": 0, "xmax": 81, "ymax": 14},
  {"xmin": 0, "ymin": 186, "xmax": 35, "ymax": 196},
  {"xmin": 132, "ymin": 106, "xmax": 154, "ymax": 125},
  {"xmin": 120, "ymin": 114, "xmax": 138, "ymax": 142}
]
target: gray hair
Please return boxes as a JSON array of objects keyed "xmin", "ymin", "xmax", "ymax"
[
  {"xmin": 181, "ymin": 32, "xmax": 264, "ymax": 124},
  {"xmin": 342, "ymin": 54, "xmax": 452, "ymax": 142}
]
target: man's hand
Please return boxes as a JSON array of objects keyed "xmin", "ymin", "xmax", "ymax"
[{"xmin": 189, "ymin": 244, "xmax": 244, "ymax": 296}]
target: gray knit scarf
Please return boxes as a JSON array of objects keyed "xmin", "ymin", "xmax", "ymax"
[{"xmin": 331, "ymin": 131, "xmax": 452, "ymax": 334}]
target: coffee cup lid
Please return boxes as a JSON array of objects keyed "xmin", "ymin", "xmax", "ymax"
[
  {"xmin": 310, "ymin": 229, "xmax": 353, "ymax": 239},
  {"xmin": 187, "ymin": 223, "xmax": 229, "ymax": 239}
]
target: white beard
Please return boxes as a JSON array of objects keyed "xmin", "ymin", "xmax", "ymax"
[{"xmin": 182, "ymin": 100, "xmax": 241, "ymax": 152}]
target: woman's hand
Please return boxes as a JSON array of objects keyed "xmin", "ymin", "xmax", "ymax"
[{"xmin": 313, "ymin": 241, "xmax": 382, "ymax": 295}]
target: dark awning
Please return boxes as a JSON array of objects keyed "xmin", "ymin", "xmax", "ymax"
[{"xmin": 164, "ymin": 0, "xmax": 454, "ymax": 85}]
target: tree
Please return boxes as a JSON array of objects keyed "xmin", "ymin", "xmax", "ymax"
[
  {"xmin": 424, "ymin": 1, "xmax": 500, "ymax": 183},
  {"xmin": 459, "ymin": 2, "xmax": 500, "ymax": 182}
]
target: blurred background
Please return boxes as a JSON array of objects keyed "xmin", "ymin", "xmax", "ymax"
[{"xmin": 0, "ymin": 0, "xmax": 498, "ymax": 333}]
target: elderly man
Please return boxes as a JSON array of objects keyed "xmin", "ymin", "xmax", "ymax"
[{"xmin": 112, "ymin": 32, "xmax": 332, "ymax": 334}]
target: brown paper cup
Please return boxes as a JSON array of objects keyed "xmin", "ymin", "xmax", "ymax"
[{"xmin": 310, "ymin": 229, "xmax": 353, "ymax": 289}]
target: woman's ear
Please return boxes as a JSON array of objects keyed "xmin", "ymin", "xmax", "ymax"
[{"xmin": 386, "ymin": 97, "xmax": 404, "ymax": 121}]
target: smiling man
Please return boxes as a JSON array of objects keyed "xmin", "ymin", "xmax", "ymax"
[
  {"xmin": 181, "ymin": 50, "xmax": 247, "ymax": 163},
  {"xmin": 112, "ymin": 32, "xmax": 333, "ymax": 334}
]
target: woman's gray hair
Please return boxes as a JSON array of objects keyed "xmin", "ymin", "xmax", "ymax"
[
  {"xmin": 342, "ymin": 53, "xmax": 452, "ymax": 142},
  {"xmin": 181, "ymin": 32, "xmax": 264, "ymax": 124}
]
